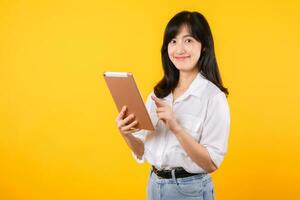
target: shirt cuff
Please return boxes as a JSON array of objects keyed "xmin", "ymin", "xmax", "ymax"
[
  {"xmin": 131, "ymin": 151, "xmax": 146, "ymax": 164},
  {"xmin": 205, "ymin": 146, "xmax": 225, "ymax": 168}
]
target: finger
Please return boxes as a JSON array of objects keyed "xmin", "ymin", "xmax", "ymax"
[
  {"xmin": 157, "ymin": 114, "xmax": 166, "ymax": 123},
  {"xmin": 119, "ymin": 114, "xmax": 135, "ymax": 128},
  {"xmin": 156, "ymin": 110, "xmax": 165, "ymax": 116},
  {"xmin": 157, "ymin": 113, "xmax": 165, "ymax": 121},
  {"xmin": 116, "ymin": 106, "xmax": 127, "ymax": 121},
  {"xmin": 151, "ymin": 95, "xmax": 163, "ymax": 104},
  {"xmin": 156, "ymin": 107, "xmax": 166, "ymax": 112},
  {"xmin": 123, "ymin": 128, "xmax": 141, "ymax": 135},
  {"xmin": 121, "ymin": 120, "xmax": 139, "ymax": 132},
  {"xmin": 151, "ymin": 96, "xmax": 166, "ymax": 107},
  {"xmin": 154, "ymin": 100, "xmax": 166, "ymax": 108}
]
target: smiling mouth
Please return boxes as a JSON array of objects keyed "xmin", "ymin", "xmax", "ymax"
[{"xmin": 174, "ymin": 56, "xmax": 190, "ymax": 61}]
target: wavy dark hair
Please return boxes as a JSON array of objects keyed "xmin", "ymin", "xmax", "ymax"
[{"xmin": 154, "ymin": 11, "xmax": 229, "ymax": 98}]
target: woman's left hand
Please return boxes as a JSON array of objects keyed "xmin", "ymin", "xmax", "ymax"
[{"xmin": 151, "ymin": 95, "xmax": 182, "ymax": 134}]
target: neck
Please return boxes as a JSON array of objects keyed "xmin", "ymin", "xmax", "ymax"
[{"xmin": 177, "ymin": 69, "xmax": 199, "ymax": 89}]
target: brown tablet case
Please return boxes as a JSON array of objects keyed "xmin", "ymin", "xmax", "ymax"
[{"xmin": 103, "ymin": 72, "xmax": 154, "ymax": 131}]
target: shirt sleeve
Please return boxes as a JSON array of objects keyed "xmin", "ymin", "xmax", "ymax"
[
  {"xmin": 200, "ymin": 92, "xmax": 230, "ymax": 168},
  {"xmin": 131, "ymin": 91, "xmax": 157, "ymax": 163},
  {"xmin": 131, "ymin": 129, "xmax": 148, "ymax": 163}
]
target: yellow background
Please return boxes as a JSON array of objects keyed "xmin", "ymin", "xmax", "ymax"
[{"xmin": 1, "ymin": 0, "xmax": 300, "ymax": 199}]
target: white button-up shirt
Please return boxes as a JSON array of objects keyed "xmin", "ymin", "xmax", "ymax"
[{"xmin": 132, "ymin": 72, "xmax": 230, "ymax": 173}]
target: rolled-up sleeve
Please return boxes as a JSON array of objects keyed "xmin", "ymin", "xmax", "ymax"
[
  {"xmin": 131, "ymin": 91, "xmax": 157, "ymax": 163},
  {"xmin": 200, "ymin": 92, "xmax": 230, "ymax": 168},
  {"xmin": 131, "ymin": 129, "xmax": 148, "ymax": 163}
]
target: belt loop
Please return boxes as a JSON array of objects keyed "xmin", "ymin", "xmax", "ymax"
[{"xmin": 171, "ymin": 169, "xmax": 177, "ymax": 183}]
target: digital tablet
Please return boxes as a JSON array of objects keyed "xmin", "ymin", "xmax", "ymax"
[{"xmin": 103, "ymin": 72, "xmax": 155, "ymax": 131}]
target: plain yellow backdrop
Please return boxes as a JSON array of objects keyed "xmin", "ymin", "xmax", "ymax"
[{"xmin": 1, "ymin": 0, "xmax": 300, "ymax": 199}]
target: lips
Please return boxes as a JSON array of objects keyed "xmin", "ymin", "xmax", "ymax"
[{"xmin": 174, "ymin": 56, "xmax": 190, "ymax": 60}]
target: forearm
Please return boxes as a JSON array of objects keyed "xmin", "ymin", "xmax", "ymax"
[
  {"xmin": 174, "ymin": 127, "xmax": 217, "ymax": 173},
  {"xmin": 122, "ymin": 133, "xmax": 145, "ymax": 160}
]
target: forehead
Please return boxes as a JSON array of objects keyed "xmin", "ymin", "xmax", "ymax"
[{"xmin": 174, "ymin": 25, "xmax": 193, "ymax": 38}]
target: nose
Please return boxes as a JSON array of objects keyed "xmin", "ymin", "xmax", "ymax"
[{"xmin": 175, "ymin": 41, "xmax": 185, "ymax": 54}]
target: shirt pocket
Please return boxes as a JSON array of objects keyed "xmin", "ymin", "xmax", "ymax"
[{"xmin": 177, "ymin": 114, "xmax": 202, "ymax": 140}]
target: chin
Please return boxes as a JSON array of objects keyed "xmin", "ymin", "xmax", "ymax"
[{"xmin": 175, "ymin": 65, "xmax": 194, "ymax": 72}]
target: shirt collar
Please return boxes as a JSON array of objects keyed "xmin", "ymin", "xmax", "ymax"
[{"xmin": 163, "ymin": 72, "xmax": 207, "ymax": 103}]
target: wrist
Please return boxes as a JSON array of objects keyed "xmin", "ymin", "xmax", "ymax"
[
  {"xmin": 122, "ymin": 131, "xmax": 134, "ymax": 140},
  {"xmin": 172, "ymin": 123, "xmax": 184, "ymax": 136}
]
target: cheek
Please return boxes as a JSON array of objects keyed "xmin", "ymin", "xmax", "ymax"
[
  {"xmin": 195, "ymin": 51, "xmax": 201, "ymax": 61},
  {"xmin": 192, "ymin": 47, "xmax": 202, "ymax": 60},
  {"xmin": 167, "ymin": 45, "xmax": 174, "ymax": 57}
]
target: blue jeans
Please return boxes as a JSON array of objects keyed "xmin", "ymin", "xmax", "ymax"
[{"xmin": 147, "ymin": 169, "xmax": 215, "ymax": 200}]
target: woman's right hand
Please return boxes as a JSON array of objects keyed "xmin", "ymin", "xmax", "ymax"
[{"xmin": 115, "ymin": 106, "xmax": 140, "ymax": 137}]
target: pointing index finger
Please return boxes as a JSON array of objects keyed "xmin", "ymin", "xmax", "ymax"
[{"xmin": 151, "ymin": 95, "xmax": 166, "ymax": 106}]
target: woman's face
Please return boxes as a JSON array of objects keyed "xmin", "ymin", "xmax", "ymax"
[{"xmin": 167, "ymin": 25, "xmax": 202, "ymax": 72}]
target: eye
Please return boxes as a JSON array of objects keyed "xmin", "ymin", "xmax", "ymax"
[
  {"xmin": 169, "ymin": 39, "xmax": 176, "ymax": 44},
  {"xmin": 185, "ymin": 38, "xmax": 193, "ymax": 43}
]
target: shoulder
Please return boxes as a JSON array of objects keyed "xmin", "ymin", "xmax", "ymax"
[
  {"xmin": 202, "ymin": 79, "xmax": 226, "ymax": 101},
  {"xmin": 203, "ymin": 81, "xmax": 229, "ymax": 116}
]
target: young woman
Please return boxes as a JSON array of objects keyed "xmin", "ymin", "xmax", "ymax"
[{"xmin": 115, "ymin": 11, "xmax": 230, "ymax": 200}]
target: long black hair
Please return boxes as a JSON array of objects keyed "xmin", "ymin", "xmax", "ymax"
[{"xmin": 154, "ymin": 11, "xmax": 229, "ymax": 98}]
